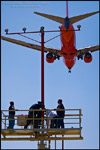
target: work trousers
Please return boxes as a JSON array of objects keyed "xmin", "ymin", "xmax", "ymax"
[
  {"xmin": 57, "ymin": 115, "xmax": 64, "ymax": 128},
  {"xmin": 24, "ymin": 113, "xmax": 41, "ymax": 129},
  {"xmin": 50, "ymin": 116, "xmax": 58, "ymax": 128},
  {"xmin": 7, "ymin": 114, "xmax": 15, "ymax": 129}
]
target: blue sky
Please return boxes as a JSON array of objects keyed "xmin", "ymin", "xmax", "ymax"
[{"xmin": 1, "ymin": 1, "xmax": 99, "ymax": 149}]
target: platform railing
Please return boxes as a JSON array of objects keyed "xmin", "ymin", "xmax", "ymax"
[{"xmin": 1, "ymin": 109, "xmax": 83, "ymax": 130}]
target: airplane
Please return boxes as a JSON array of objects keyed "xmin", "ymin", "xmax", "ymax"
[{"xmin": 1, "ymin": 2, "xmax": 100, "ymax": 73}]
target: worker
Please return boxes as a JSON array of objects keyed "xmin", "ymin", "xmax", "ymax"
[
  {"xmin": 35, "ymin": 108, "xmax": 42, "ymax": 128},
  {"xmin": 48, "ymin": 110, "xmax": 58, "ymax": 128},
  {"xmin": 7, "ymin": 101, "xmax": 15, "ymax": 129},
  {"xmin": 56, "ymin": 99, "xmax": 65, "ymax": 128},
  {"xmin": 24, "ymin": 101, "xmax": 43, "ymax": 129}
]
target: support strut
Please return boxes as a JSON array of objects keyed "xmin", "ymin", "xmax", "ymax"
[{"xmin": 40, "ymin": 26, "xmax": 44, "ymax": 123}]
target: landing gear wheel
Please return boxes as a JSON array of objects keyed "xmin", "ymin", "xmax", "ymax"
[{"xmin": 68, "ymin": 69, "xmax": 71, "ymax": 73}]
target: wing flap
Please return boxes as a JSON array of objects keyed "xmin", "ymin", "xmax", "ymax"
[
  {"xmin": 77, "ymin": 45, "xmax": 100, "ymax": 56},
  {"xmin": 1, "ymin": 36, "xmax": 61, "ymax": 56}
]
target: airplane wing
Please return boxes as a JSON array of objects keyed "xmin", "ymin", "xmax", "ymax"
[
  {"xmin": 34, "ymin": 11, "xmax": 99, "ymax": 24},
  {"xmin": 1, "ymin": 36, "xmax": 61, "ymax": 56},
  {"xmin": 77, "ymin": 45, "xmax": 100, "ymax": 56},
  {"xmin": 1, "ymin": 36, "xmax": 99, "ymax": 58}
]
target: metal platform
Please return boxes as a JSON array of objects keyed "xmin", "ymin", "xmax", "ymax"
[
  {"xmin": 1, "ymin": 109, "xmax": 83, "ymax": 142},
  {"xmin": 1, "ymin": 128, "xmax": 83, "ymax": 141},
  {"xmin": 1, "ymin": 108, "xmax": 83, "ymax": 146}
]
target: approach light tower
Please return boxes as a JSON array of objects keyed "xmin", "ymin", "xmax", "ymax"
[{"xmin": 1, "ymin": 27, "xmax": 83, "ymax": 150}]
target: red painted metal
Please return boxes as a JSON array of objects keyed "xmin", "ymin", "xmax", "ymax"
[
  {"xmin": 84, "ymin": 53, "xmax": 92, "ymax": 63},
  {"xmin": 46, "ymin": 53, "xmax": 54, "ymax": 63},
  {"xmin": 6, "ymin": 29, "xmax": 79, "ymax": 35},
  {"xmin": 60, "ymin": 22, "xmax": 77, "ymax": 69},
  {"xmin": 62, "ymin": 135, "xmax": 64, "ymax": 150},
  {"xmin": 66, "ymin": 1, "xmax": 68, "ymax": 17},
  {"xmin": 40, "ymin": 27, "xmax": 44, "ymax": 120},
  {"xmin": 64, "ymin": 58, "xmax": 76, "ymax": 69},
  {"xmin": 6, "ymin": 31, "xmax": 40, "ymax": 35},
  {"xmin": 46, "ymin": 57, "xmax": 54, "ymax": 63}
]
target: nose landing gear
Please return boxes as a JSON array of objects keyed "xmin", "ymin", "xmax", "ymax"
[{"xmin": 68, "ymin": 68, "xmax": 71, "ymax": 73}]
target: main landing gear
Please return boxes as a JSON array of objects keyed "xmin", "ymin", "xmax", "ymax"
[{"xmin": 54, "ymin": 55, "xmax": 60, "ymax": 60}]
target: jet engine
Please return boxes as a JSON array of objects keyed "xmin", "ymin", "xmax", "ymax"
[
  {"xmin": 46, "ymin": 53, "xmax": 54, "ymax": 63},
  {"xmin": 84, "ymin": 52, "xmax": 92, "ymax": 63}
]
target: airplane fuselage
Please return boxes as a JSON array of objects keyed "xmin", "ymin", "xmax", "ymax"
[
  {"xmin": 60, "ymin": 17, "xmax": 77, "ymax": 70},
  {"xmin": 33, "ymin": 10, "xmax": 99, "ymax": 72}
]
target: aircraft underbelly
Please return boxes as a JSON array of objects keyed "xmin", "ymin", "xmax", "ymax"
[
  {"xmin": 61, "ymin": 23, "xmax": 76, "ymax": 55},
  {"xmin": 61, "ymin": 23, "xmax": 76, "ymax": 69},
  {"xmin": 63, "ymin": 57, "xmax": 76, "ymax": 69}
]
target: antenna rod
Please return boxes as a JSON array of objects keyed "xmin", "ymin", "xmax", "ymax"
[{"xmin": 66, "ymin": 1, "xmax": 68, "ymax": 17}]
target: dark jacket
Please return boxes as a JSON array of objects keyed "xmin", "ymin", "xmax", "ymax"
[
  {"xmin": 29, "ymin": 104, "xmax": 42, "ymax": 117},
  {"xmin": 29, "ymin": 104, "xmax": 41, "ymax": 110},
  {"xmin": 9, "ymin": 105, "xmax": 15, "ymax": 115},
  {"xmin": 57, "ymin": 103, "xmax": 65, "ymax": 117}
]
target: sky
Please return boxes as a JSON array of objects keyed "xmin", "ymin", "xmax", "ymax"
[{"xmin": 1, "ymin": 1, "xmax": 99, "ymax": 149}]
